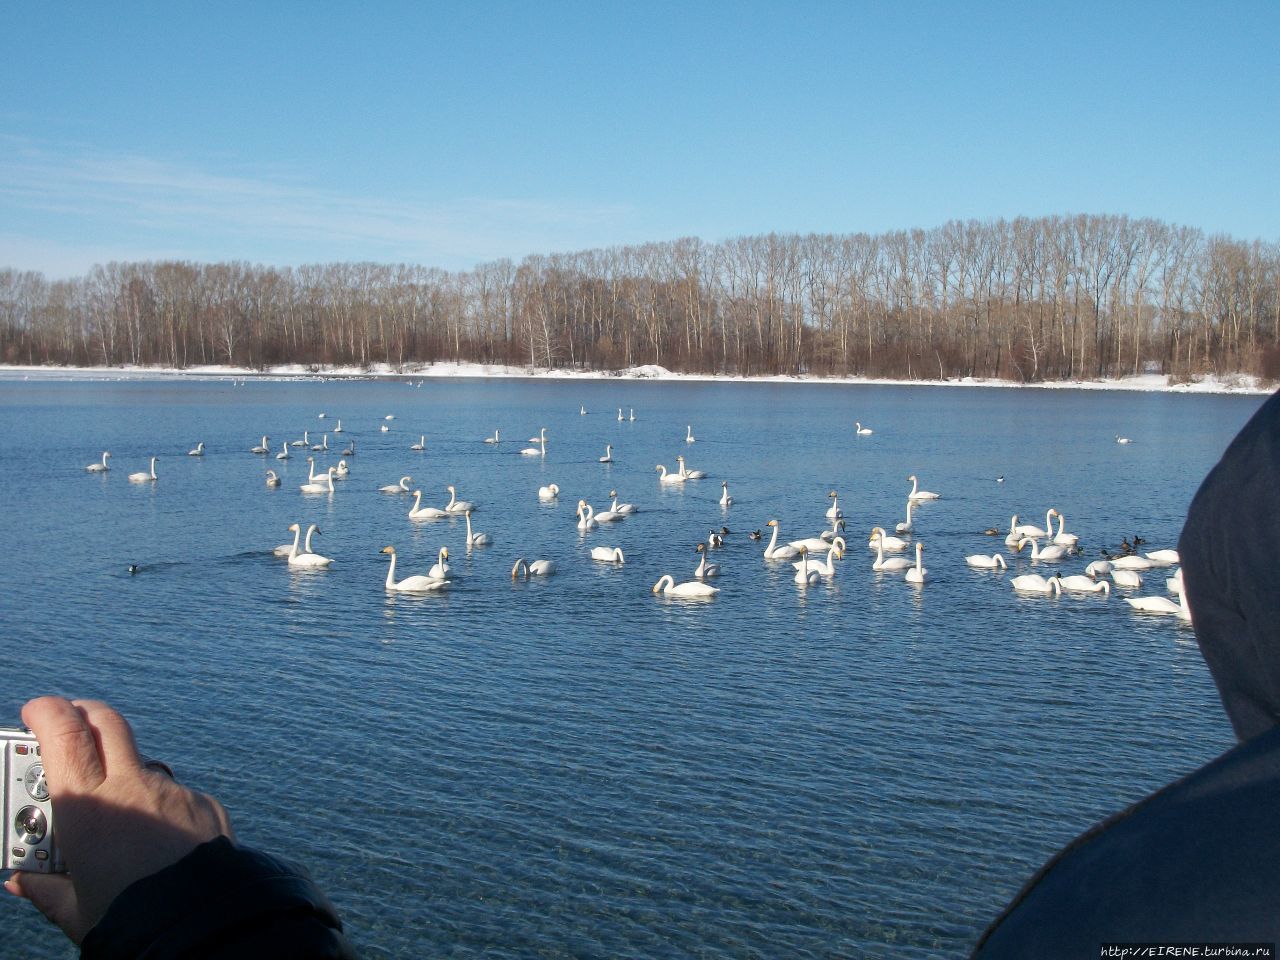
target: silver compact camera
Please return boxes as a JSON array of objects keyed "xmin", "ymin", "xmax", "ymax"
[{"xmin": 2, "ymin": 728, "xmax": 63, "ymax": 872}]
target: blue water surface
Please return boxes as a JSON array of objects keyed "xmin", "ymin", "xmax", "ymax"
[{"xmin": 0, "ymin": 374, "xmax": 1265, "ymax": 958}]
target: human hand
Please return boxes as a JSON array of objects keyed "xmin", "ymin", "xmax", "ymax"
[{"xmin": 3, "ymin": 697, "xmax": 234, "ymax": 944}]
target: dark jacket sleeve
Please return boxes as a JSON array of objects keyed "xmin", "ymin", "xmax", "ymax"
[{"xmin": 80, "ymin": 836, "xmax": 358, "ymax": 960}]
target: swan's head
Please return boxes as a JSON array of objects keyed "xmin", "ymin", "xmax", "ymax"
[
  {"xmin": 767, "ymin": 519, "xmax": 779, "ymax": 528},
  {"xmin": 550, "ymin": 484, "xmax": 560, "ymax": 494},
  {"xmin": 104, "ymin": 452, "xmax": 111, "ymax": 458},
  {"xmin": 908, "ymin": 474, "xmax": 917, "ymax": 482},
  {"xmin": 447, "ymin": 485, "xmax": 456, "ymax": 493},
  {"xmin": 288, "ymin": 523, "xmax": 300, "ymax": 533},
  {"xmin": 441, "ymin": 547, "xmax": 449, "ymax": 559},
  {"xmin": 610, "ymin": 490, "xmax": 617, "ymax": 497},
  {"xmin": 381, "ymin": 545, "xmax": 396, "ymax": 556},
  {"xmin": 829, "ymin": 490, "xmax": 838, "ymax": 498},
  {"xmin": 655, "ymin": 465, "xmax": 664, "ymax": 473},
  {"xmin": 696, "ymin": 543, "xmax": 707, "ymax": 553}
]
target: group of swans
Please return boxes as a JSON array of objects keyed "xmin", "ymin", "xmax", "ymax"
[
  {"xmin": 521, "ymin": 429, "xmax": 547, "ymax": 456},
  {"xmin": 408, "ymin": 486, "xmax": 477, "ymax": 519},
  {"xmin": 381, "ymin": 545, "xmax": 450, "ymax": 591},
  {"xmin": 656, "ymin": 457, "xmax": 706, "ymax": 484},
  {"xmin": 615, "ymin": 408, "xmax": 636, "ymax": 422},
  {"xmin": 279, "ymin": 523, "xmax": 332, "ymax": 569}
]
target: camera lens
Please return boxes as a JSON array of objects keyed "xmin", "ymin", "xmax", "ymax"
[{"xmin": 15, "ymin": 806, "xmax": 46, "ymax": 842}]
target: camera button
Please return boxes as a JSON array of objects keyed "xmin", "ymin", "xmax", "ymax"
[
  {"xmin": 34, "ymin": 850, "xmax": 48, "ymax": 861},
  {"xmin": 11, "ymin": 847, "xmax": 25, "ymax": 860},
  {"xmin": 15, "ymin": 744, "xmax": 28, "ymax": 755}
]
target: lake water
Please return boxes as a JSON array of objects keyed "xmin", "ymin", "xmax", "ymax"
[{"xmin": 0, "ymin": 374, "xmax": 1266, "ymax": 958}]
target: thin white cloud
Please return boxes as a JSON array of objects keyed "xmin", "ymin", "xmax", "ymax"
[{"xmin": 0, "ymin": 136, "xmax": 634, "ymax": 275}]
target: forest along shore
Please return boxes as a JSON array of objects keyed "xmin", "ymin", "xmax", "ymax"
[{"xmin": 0, "ymin": 362, "xmax": 1272, "ymax": 395}]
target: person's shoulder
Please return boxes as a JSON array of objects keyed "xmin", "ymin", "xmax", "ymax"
[{"xmin": 973, "ymin": 725, "xmax": 1280, "ymax": 958}]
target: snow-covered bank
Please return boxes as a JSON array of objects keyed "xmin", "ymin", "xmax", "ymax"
[{"xmin": 0, "ymin": 362, "xmax": 1271, "ymax": 395}]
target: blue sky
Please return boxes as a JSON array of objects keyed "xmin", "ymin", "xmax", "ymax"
[{"xmin": 2, "ymin": 1, "xmax": 1276, "ymax": 276}]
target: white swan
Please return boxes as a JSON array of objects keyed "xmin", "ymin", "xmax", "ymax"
[
  {"xmin": 291, "ymin": 430, "xmax": 309, "ymax": 448},
  {"xmin": 341, "ymin": 439, "xmax": 355, "ymax": 456},
  {"xmin": 444, "ymin": 485, "xmax": 474, "ymax": 513},
  {"xmin": 1111, "ymin": 569, "xmax": 1143, "ymax": 588},
  {"xmin": 128, "ymin": 457, "xmax": 159, "ymax": 483},
  {"xmin": 86, "ymin": 451, "xmax": 111, "ymax": 472},
  {"xmin": 793, "ymin": 541, "xmax": 842, "ymax": 578},
  {"xmin": 855, "ymin": 421, "xmax": 873, "ymax": 435},
  {"xmin": 576, "ymin": 501, "xmax": 598, "ymax": 531},
  {"xmin": 1085, "ymin": 560, "xmax": 1113, "ymax": 577},
  {"xmin": 686, "ymin": 425, "xmax": 696, "ymax": 443},
  {"xmin": 599, "ymin": 444, "xmax": 612, "ymax": 463},
  {"xmin": 379, "ymin": 476, "xmax": 412, "ymax": 493},
  {"xmin": 311, "ymin": 434, "xmax": 328, "ymax": 452},
  {"xmin": 720, "ymin": 482, "xmax": 732, "ymax": 507},
  {"xmin": 655, "ymin": 464, "xmax": 685, "ymax": 484},
  {"xmin": 579, "ymin": 405, "xmax": 586, "ymax": 416},
  {"xmin": 907, "ymin": 475, "xmax": 940, "ymax": 501},
  {"xmin": 334, "ymin": 459, "xmax": 349, "ymax": 480},
  {"xmin": 905, "ymin": 542, "xmax": 927, "ymax": 584},
  {"xmin": 464, "ymin": 510, "xmax": 491, "ymax": 546},
  {"xmin": 790, "ymin": 532, "xmax": 845, "ymax": 553},
  {"xmin": 385, "ymin": 414, "xmax": 395, "ymax": 421},
  {"xmin": 274, "ymin": 522, "xmax": 307, "ymax": 557},
  {"xmin": 1116, "ymin": 435, "xmax": 1132, "ymax": 444},
  {"xmin": 1004, "ymin": 517, "xmax": 1022, "ymax": 548},
  {"xmin": 694, "ymin": 543, "xmax": 721, "ymax": 579},
  {"xmin": 609, "ymin": 490, "xmax": 636, "ymax": 514},
  {"xmin": 868, "ymin": 527, "xmax": 907, "ymax": 552},
  {"xmin": 276, "ymin": 441, "xmax": 290, "ymax": 460},
  {"xmin": 762, "ymin": 520, "xmax": 800, "ymax": 560},
  {"xmin": 287, "ymin": 524, "xmax": 332, "ymax": 569},
  {"xmin": 675, "ymin": 455, "xmax": 705, "ymax": 479},
  {"xmin": 825, "ymin": 491, "xmax": 843, "ymax": 519},
  {"xmin": 1167, "ymin": 569, "xmax": 1184, "ymax": 595},
  {"xmin": 428, "ymin": 547, "xmax": 451, "ymax": 580},
  {"xmin": 872, "ymin": 536, "xmax": 913, "ymax": 572},
  {"xmin": 380, "ymin": 424, "xmax": 389, "ymax": 433},
  {"xmin": 652, "ymin": 574, "xmax": 718, "ymax": 598},
  {"xmin": 300, "ymin": 467, "xmax": 335, "ymax": 494},
  {"xmin": 617, "ymin": 408, "xmax": 624, "ymax": 421},
  {"xmin": 793, "ymin": 547, "xmax": 823, "ymax": 585},
  {"xmin": 1110, "ymin": 555, "xmax": 1154, "ymax": 571},
  {"xmin": 1014, "ymin": 509, "xmax": 1054, "ymax": 539},
  {"xmin": 484, "ymin": 430, "xmax": 500, "ymax": 444},
  {"xmin": 1016, "ymin": 537, "xmax": 1068, "ymax": 561},
  {"xmin": 265, "ymin": 470, "xmax": 281, "ymax": 487},
  {"xmin": 591, "ymin": 546, "xmax": 625, "ymax": 563},
  {"xmin": 895, "ymin": 501, "xmax": 914, "ymax": 534},
  {"xmin": 538, "ymin": 483, "xmax": 560, "ymax": 501},
  {"xmin": 1058, "ymin": 575, "xmax": 1110, "ymax": 595},
  {"xmin": 520, "ymin": 429, "xmax": 546, "ymax": 456},
  {"xmin": 250, "ymin": 436, "xmax": 270, "ymax": 454},
  {"xmin": 1052, "ymin": 511, "xmax": 1078, "ymax": 547},
  {"xmin": 408, "ymin": 490, "xmax": 448, "ymax": 519},
  {"xmin": 1011, "ymin": 574, "xmax": 1062, "ymax": 594},
  {"xmin": 821, "ymin": 517, "xmax": 846, "ymax": 542},
  {"xmin": 966, "ymin": 553, "xmax": 1007, "ymax": 569},
  {"xmin": 594, "ymin": 500, "xmax": 624, "ymax": 523},
  {"xmin": 333, "ymin": 419, "xmax": 343, "ymax": 433},
  {"xmin": 1145, "ymin": 549, "xmax": 1180, "ymax": 565},
  {"xmin": 629, "ymin": 408, "xmax": 635, "ymax": 421},
  {"xmin": 1125, "ymin": 589, "xmax": 1190, "ymax": 619},
  {"xmin": 188, "ymin": 442, "xmax": 204, "ymax": 457},
  {"xmin": 512, "ymin": 558, "xmax": 557, "ymax": 579},
  {"xmin": 410, "ymin": 435, "xmax": 425, "ymax": 451}
]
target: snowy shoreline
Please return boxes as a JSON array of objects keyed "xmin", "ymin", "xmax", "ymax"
[{"xmin": 0, "ymin": 361, "xmax": 1272, "ymax": 395}]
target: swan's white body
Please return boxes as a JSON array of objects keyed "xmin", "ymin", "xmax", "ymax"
[
  {"xmin": 694, "ymin": 543, "xmax": 721, "ymax": 579},
  {"xmin": 427, "ymin": 547, "xmax": 451, "ymax": 580},
  {"xmin": 905, "ymin": 542, "xmax": 927, "ymax": 584},
  {"xmin": 538, "ymin": 483, "xmax": 560, "ymax": 501},
  {"xmin": 512, "ymin": 558, "xmax": 557, "ymax": 579},
  {"xmin": 599, "ymin": 445, "xmax": 612, "ymax": 463},
  {"xmin": 1086, "ymin": 560, "xmax": 1113, "ymax": 577},
  {"xmin": 380, "ymin": 424, "xmax": 389, "ymax": 432},
  {"xmin": 385, "ymin": 415, "xmax": 395, "ymax": 421},
  {"xmin": 655, "ymin": 464, "xmax": 685, "ymax": 484},
  {"xmin": 1111, "ymin": 569, "xmax": 1144, "ymax": 588},
  {"xmin": 251, "ymin": 436, "xmax": 270, "ymax": 454},
  {"xmin": 855, "ymin": 421, "xmax": 873, "ymax": 435},
  {"xmin": 1011, "ymin": 574, "xmax": 1062, "ymax": 594},
  {"xmin": 188, "ymin": 442, "xmax": 204, "ymax": 457},
  {"xmin": 825, "ymin": 491, "xmax": 843, "ymax": 519},
  {"xmin": 410, "ymin": 435, "xmax": 425, "ymax": 451},
  {"xmin": 334, "ymin": 459, "xmax": 349, "ymax": 479},
  {"xmin": 1167, "ymin": 569, "xmax": 1184, "ymax": 595},
  {"xmin": 609, "ymin": 491, "xmax": 636, "ymax": 514},
  {"xmin": 1125, "ymin": 590, "xmax": 1190, "ymax": 619},
  {"xmin": 791, "ymin": 533, "xmax": 845, "ymax": 553},
  {"xmin": 591, "ymin": 546, "xmax": 625, "ymax": 563},
  {"xmin": 1014, "ymin": 510, "xmax": 1054, "ymax": 539},
  {"xmin": 720, "ymin": 482, "xmax": 732, "ymax": 507},
  {"xmin": 464, "ymin": 510, "xmax": 491, "ymax": 546},
  {"xmin": 653, "ymin": 574, "xmax": 718, "ymax": 597},
  {"xmin": 594, "ymin": 504, "xmax": 624, "ymax": 523},
  {"xmin": 444, "ymin": 485, "xmax": 474, "ymax": 513},
  {"xmin": 966, "ymin": 553, "xmax": 1007, "ymax": 569},
  {"xmin": 408, "ymin": 490, "xmax": 448, "ymax": 519},
  {"xmin": 265, "ymin": 470, "xmax": 281, "ymax": 487},
  {"xmin": 686, "ymin": 425, "xmax": 696, "ymax": 443},
  {"xmin": 868, "ymin": 527, "xmax": 907, "ymax": 552},
  {"xmin": 1116, "ymin": 435, "xmax": 1132, "ymax": 444},
  {"xmin": 287, "ymin": 524, "xmax": 332, "ymax": 568},
  {"xmin": 872, "ymin": 537, "xmax": 913, "ymax": 572},
  {"xmin": 128, "ymin": 457, "xmax": 159, "ymax": 483},
  {"xmin": 1110, "ymin": 555, "xmax": 1154, "ymax": 571},
  {"xmin": 1052, "ymin": 512, "xmax": 1078, "ymax": 547},
  {"xmin": 86, "ymin": 451, "xmax": 111, "ymax": 472},
  {"xmin": 380, "ymin": 476, "xmax": 412, "ymax": 493},
  {"xmin": 1058, "ymin": 575, "xmax": 1110, "ymax": 595},
  {"xmin": 762, "ymin": 521, "xmax": 800, "ymax": 560},
  {"xmin": 1004, "ymin": 517, "xmax": 1022, "ymax": 548},
  {"xmin": 484, "ymin": 430, "xmax": 500, "ymax": 444},
  {"xmin": 300, "ymin": 467, "xmax": 335, "ymax": 494},
  {"xmin": 1146, "ymin": 549, "xmax": 1180, "ymax": 565},
  {"xmin": 793, "ymin": 548, "xmax": 823, "ymax": 585},
  {"xmin": 675, "ymin": 456, "xmax": 705, "ymax": 479},
  {"xmin": 576, "ymin": 501, "xmax": 598, "ymax": 531},
  {"xmin": 1017, "ymin": 537, "xmax": 1068, "ymax": 561},
  {"xmin": 907, "ymin": 474, "xmax": 940, "ymax": 501}
]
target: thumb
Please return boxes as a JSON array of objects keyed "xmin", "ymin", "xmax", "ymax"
[{"xmin": 6, "ymin": 872, "xmax": 91, "ymax": 944}]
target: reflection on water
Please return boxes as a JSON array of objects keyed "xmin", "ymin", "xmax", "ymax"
[{"xmin": 0, "ymin": 375, "xmax": 1264, "ymax": 958}]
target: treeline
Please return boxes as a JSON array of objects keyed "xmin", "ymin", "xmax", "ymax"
[{"xmin": 2, "ymin": 214, "xmax": 1278, "ymax": 382}]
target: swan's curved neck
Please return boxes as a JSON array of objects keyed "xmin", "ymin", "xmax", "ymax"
[
  {"xmin": 288, "ymin": 527, "xmax": 301, "ymax": 558},
  {"xmin": 767, "ymin": 524, "xmax": 779, "ymax": 552},
  {"xmin": 385, "ymin": 552, "xmax": 397, "ymax": 587},
  {"xmin": 304, "ymin": 525, "xmax": 317, "ymax": 552}
]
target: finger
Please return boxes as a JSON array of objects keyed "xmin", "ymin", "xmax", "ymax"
[
  {"xmin": 71, "ymin": 700, "xmax": 143, "ymax": 778},
  {"xmin": 21, "ymin": 697, "xmax": 106, "ymax": 794},
  {"xmin": 5, "ymin": 871, "xmax": 88, "ymax": 943}
]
